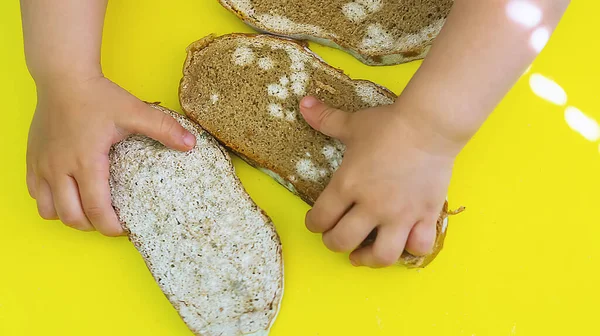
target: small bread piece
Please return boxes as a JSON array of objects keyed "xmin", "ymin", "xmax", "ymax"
[
  {"xmin": 109, "ymin": 105, "xmax": 283, "ymax": 336},
  {"xmin": 218, "ymin": 0, "xmax": 453, "ymax": 65},
  {"xmin": 179, "ymin": 34, "xmax": 449, "ymax": 268}
]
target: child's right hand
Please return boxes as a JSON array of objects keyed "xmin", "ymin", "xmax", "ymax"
[{"xmin": 26, "ymin": 75, "xmax": 196, "ymax": 235}]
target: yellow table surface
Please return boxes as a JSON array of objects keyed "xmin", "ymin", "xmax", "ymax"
[{"xmin": 1, "ymin": 1, "xmax": 599, "ymax": 335}]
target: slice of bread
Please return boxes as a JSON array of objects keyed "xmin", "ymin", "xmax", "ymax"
[
  {"xmin": 179, "ymin": 34, "xmax": 450, "ymax": 268},
  {"xmin": 109, "ymin": 105, "xmax": 283, "ymax": 336},
  {"xmin": 218, "ymin": 0, "xmax": 453, "ymax": 65}
]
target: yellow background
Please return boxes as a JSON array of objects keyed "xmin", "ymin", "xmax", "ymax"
[{"xmin": 1, "ymin": 1, "xmax": 599, "ymax": 335}]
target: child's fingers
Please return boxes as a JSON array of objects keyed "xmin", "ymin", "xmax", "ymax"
[
  {"xmin": 36, "ymin": 178, "xmax": 58, "ymax": 220},
  {"xmin": 26, "ymin": 163, "xmax": 37, "ymax": 199},
  {"xmin": 124, "ymin": 103, "xmax": 195, "ymax": 151},
  {"xmin": 51, "ymin": 175, "xmax": 94, "ymax": 231},
  {"xmin": 305, "ymin": 172, "xmax": 353, "ymax": 233},
  {"xmin": 75, "ymin": 166, "xmax": 123, "ymax": 237},
  {"xmin": 405, "ymin": 216, "xmax": 437, "ymax": 256},
  {"xmin": 321, "ymin": 204, "xmax": 377, "ymax": 253},
  {"xmin": 299, "ymin": 96, "xmax": 351, "ymax": 142},
  {"xmin": 350, "ymin": 223, "xmax": 411, "ymax": 268}
]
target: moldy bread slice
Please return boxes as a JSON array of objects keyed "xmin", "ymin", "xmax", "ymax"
[
  {"xmin": 179, "ymin": 34, "xmax": 450, "ymax": 267},
  {"xmin": 218, "ymin": 0, "xmax": 453, "ymax": 65},
  {"xmin": 109, "ymin": 105, "xmax": 283, "ymax": 336}
]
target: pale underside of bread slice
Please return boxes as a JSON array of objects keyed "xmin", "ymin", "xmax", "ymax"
[
  {"xmin": 218, "ymin": 0, "xmax": 453, "ymax": 65},
  {"xmin": 179, "ymin": 34, "xmax": 449, "ymax": 267},
  {"xmin": 109, "ymin": 105, "xmax": 283, "ymax": 336}
]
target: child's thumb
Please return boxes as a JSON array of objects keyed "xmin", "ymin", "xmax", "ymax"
[
  {"xmin": 299, "ymin": 96, "xmax": 351, "ymax": 141},
  {"xmin": 125, "ymin": 104, "xmax": 196, "ymax": 151}
]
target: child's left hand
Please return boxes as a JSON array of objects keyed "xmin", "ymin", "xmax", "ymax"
[{"xmin": 299, "ymin": 96, "xmax": 462, "ymax": 268}]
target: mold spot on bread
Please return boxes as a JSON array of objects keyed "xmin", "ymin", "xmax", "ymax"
[
  {"xmin": 296, "ymin": 158, "xmax": 328, "ymax": 182},
  {"xmin": 210, "ymin": 93, "xmax": 220, "ymax": 104},
  {"xmin": 290, "ymin": 71, "xmax": 309, "ymax": 95},
  {"xmin": 257, "ymin": 56, "xmax": 275, "ymax": 70},
  {"xmin": 256, "ymin": 13, "xmax": 325, "ymax": 36},
  {"xmin": 267, "ymin": 83, "xmax": 289, "ymax": 100},
  {"xmin": 361, "ymin": 24, "xmax": 394, "ymax": 51},
  {"xmin": 233, "ymin": 45, "xmax": 256, "ymax": 66},
  {"xmin": 342, "ymin": 0, "xmax": 383, "ymax": 23},
  {"xmin": 285, "ymin": 110, "xmax": 296, "ymax": 122},
  {"xmin": 229, "ymin": 0, "xmax": 255, "ymax": 15},
  {"xmin": 342, "ymin": 2, "xmax": 368, "ymax": 23},
  {"xmin": 279, "ymin": 75, "xmax": 290, "ymax": 86},
  {"xmin": 357, "ymin": 0, "xmax": 383, "ymax": 13},
  {"xmin": 283, "ymin": 46, "xmax": 310, "ymax": 71},
  {"xmin": 354, "ymin": 82, "xmax": 395, "ymax": 106},
  {"xmin": 322, "ymin": 142, "xmax": 345, "ymax": 170},
  {"xmin": 268, "ymin": 103, "xmax": 284, "ymax": 118}
]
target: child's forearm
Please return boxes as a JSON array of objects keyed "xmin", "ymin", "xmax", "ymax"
[
  {"xmin": 400, "ymin": 0, "xmax": 570, "ymax": 149},
  {"xmin": 20, "ymin": 0, "xmax": 108, "ymax": 85}
]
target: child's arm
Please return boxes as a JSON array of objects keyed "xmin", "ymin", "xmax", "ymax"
[
  {"xmin": 300, "ymin": 0, "xmax": 570, "ymax": 267},
  {"xmin": 21, "ymin": 0, "xmax": 196, "ymax": 235},
  {"xmin": 21, "ymin": 0, "xmax": 106, "ymax": 85}
]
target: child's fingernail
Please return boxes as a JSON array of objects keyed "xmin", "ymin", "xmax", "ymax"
[
  {"xmin": 350, "ymin": 258, "xmax": 359, "ymax": 267},
  {"xmin": 301, "ymin": 96, "xmax": 319, "ymax": 109},
  {"xmin": 183, "ymin": 132, "xmax": 196, "ymax": 147}
]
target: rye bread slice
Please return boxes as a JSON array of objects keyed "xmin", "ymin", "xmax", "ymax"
[
  {"xmin": 109, "ymin": 105, "xmax": 283, "ymax": 336},
  {"xmin": 218, "ymin": 0, "xmax": 453, "ymax": 65},
  {"xmin": 179, "ymin": 34, "xmax": 450, "ymax": 268}
]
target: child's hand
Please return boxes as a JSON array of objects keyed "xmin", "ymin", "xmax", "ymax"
[
  {"xmin": 26, "ymin": 76, "xmax": 196, "ymax": 235},
  {"xmin": 299, "ymin": 96, "xmax": 462, "ymax": 268}
]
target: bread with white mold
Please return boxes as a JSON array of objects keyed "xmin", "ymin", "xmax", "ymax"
[
  {"xmin": 218, "ymin": 0, "xmax": 453, "ymax": 65},
  {"xmin": 109, "ymin": 105, "xmax": 283, "ymax": 336},
  {"xmin": 179, "ymin": 33, "xmax": 454, "ymax": 267}
]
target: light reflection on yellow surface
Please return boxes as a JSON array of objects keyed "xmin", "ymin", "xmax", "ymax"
[
  {"xmin": 529, "ymin": 73, "xmax": 567, "ymax": 105},
  {"xmin": 1, "ymin": 1, "xmax": 599, "ymax": 336},
  {"xmin": 564, "ymin": 106, "xmax": 599, "ymax": 142},
  {"xmin": 527, "ymin": 68, "xmax": 599, "ymax": 146}
]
